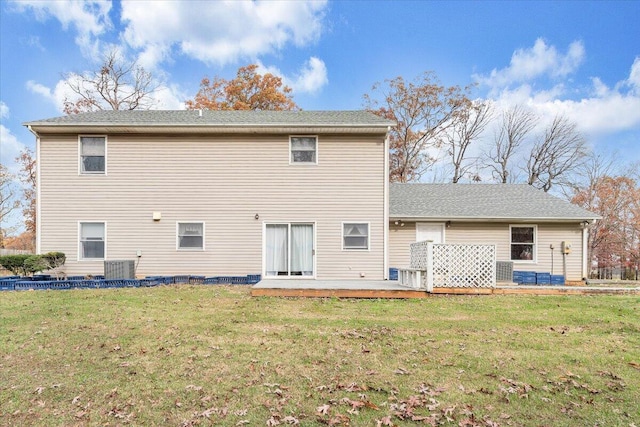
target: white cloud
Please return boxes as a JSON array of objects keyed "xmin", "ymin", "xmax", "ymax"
[
  {"xmin": 474, "ymin": 40, "xmax": 640, "ymax": 142},
  {"xmin": 534, "ymin": 88, "xmax": 640, "ymax": 136},
  {"xmin": 0, "ymin": 104, "xmax": 27, "ymax": 175},
  {"xmin": 289, "ymin": 57, "xmax": 328, "ymax": 94},
  {"xmin": 121, "ymin": 0, "xmax": 327, "ymax": 68},
  {"xmin": 0, "ymin": 101, "xmax": 9, "ymax": 119},
  {"xmin": 628, "ymin": 57, "xmax": 640, "ymax": 94},
  {"xmin": 474, "ymin": 38, "xmax": 585, "ymax": 93},
  {"xmin": 0, "ymin": 124, "xmax": 25, "ymax": 171},
  {"xmin": 257, "ymin": 57, "xmax": 328, "ymax": 95},
  {"xmin": 11, "ymin": 0, "xmax": 112, "ymax": 55},
  {"xmin": 489, "ymin": 64, "xmax": 640, "ymax": 138},
  {"xmin": 153, "ymin": 84, "xmax": 186, "ymax": 110},
  {"xmin": 26, "ymin": 79, "xmax": 73, "ymax": 112}
]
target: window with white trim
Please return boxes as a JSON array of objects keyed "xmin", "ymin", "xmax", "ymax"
[
  {"xmin": 343, "ymin": 223, "xmax": 369, "ymax": 250},
  {"xmin": 80, "ymin": 136, "xmax": 106, "ymax": 173},
  {"xmin": 177, "ymin": 222, "xmax": 204, "ymax": 250},
  {"xmin": 510, "ymin": 225, "xmax": 536, "ymax": 261},
  {"xmin": 80, "ymin": 222, "xmax": 105, "ymax": 260},
  {"xmin": 290, "ymin": 136, "xmax": 317, "ymax": 164}
]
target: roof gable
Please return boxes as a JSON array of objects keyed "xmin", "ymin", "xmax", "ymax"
[{"xmin": 390, "ymin": 183, "xmax": 600, "ymax": 222}]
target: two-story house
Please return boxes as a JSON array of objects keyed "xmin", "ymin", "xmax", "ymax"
[
  {"xmin": 25, "ymin": 110, "xmax": 394, "ymax": 280},
  {"xmin": 25, "ymin": 109, "xmax": 600, "ymax": 284}
]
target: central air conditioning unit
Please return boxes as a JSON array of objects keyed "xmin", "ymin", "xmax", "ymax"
[
  {"xmin": 496, "ymin": 261, "xmax": 514, "ymax": 282},
  {"xmin": 104, "ymin": 260, "xmax": 136, "ymax": 279}
]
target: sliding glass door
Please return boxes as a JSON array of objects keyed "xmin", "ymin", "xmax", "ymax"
[{"xmin": 265, "ymin": 223, "xmax": 314, "ymax": 277}]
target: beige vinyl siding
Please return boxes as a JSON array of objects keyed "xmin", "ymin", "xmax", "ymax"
[
  {"xmin": 389, "ymin": 222, "xmax": 417, "ymax": 268},
  {"xmin": 38, "ymin": 133, "xmax": 386, "ymax": 279},
  {"xmin": 388, "ymin": 221, "xmax": 585, "ymax": 281}
]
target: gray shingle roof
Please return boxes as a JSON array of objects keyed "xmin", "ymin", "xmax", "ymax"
[
  {"xmin": 390, "ymin": 183, "xmax": 600, "ymax": 221},
  {"xmin": 24, "ymin": 110, "xmax": 394, "ymax": 127}
]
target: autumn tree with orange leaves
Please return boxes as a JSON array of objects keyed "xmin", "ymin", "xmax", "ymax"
[
  {"xmin": 363, "ymin": 72, "xmax": 470, "ymax": 183},
  {"xmin": 572, "ymin": 163, "xmax": 640, "ymax": 278},
  {"xmin": 185, "ymin": 65, "xmax": 298, "ymax": 111}
]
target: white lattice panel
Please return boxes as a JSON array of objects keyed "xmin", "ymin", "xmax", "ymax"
[
  {"xmin": 432, "ymin": 244, "xmax": 496, "ymax": 288},
  {"xmin": 410, "ymin": 240, "xmax": 431, "ymax": 269}
]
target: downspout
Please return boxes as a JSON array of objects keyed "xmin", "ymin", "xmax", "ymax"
[
  {"xmin": 27, "ymin": 125, "xmax": 41, "ymax": 255},
  {"xmin": 383, "ymin": 127, "xmax": 390, "ymax": 280},
  {"xmin": 582, "ymin": 220, "xmax": 592, "ymax": 280}
]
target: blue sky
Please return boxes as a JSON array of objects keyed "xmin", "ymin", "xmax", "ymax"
[{"xmin": 1, "ymin": 1, "xmax": 639, "ymax": 228}]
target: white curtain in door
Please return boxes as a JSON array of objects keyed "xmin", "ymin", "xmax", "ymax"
[
  {"xmin": 266, "ymin": 224, "xmax": 288, "ymax": 276},
  {"xmin": 291, "ymin": 224, "xmax": 313, "ymax": 275}
]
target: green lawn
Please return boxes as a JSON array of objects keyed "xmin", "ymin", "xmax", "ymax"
[{"xmin": 1, "ymin": 286, "xmax": 638, "ymax": 426}]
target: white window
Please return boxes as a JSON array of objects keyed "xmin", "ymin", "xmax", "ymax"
[
  {"xmin": 290, "ymin": 136, "xmax": 317, "ymax": 164},
  {"xmin": 80, "ymin": 136, "xmax": 106, "ymax": 174},
  {"xmin": 510, "ymin": 225, "xmax": 536, "ymax": 262},
  {"xmin": 177, "ymin": 222, "xmax": 204, "ymax": 250},
  {"xmin": 80, "ymin": 222, "xmax": 105, "ymax": 260},
  {"xmin": 343, "ymin": 222, "xmax": 369, "ymax": 250}
]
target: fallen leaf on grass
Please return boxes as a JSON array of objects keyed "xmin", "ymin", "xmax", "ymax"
[
  {"xmin": 394, "ymin": 367, "xmax": 410, "ymax": 375},
  {"xmin": 34, "ymin": 387, "xmax": 44, "ymax": 394},
  {"xmin": 628, "ymin": 362, "xmax": 640, "ymax": 370},
  {"xmin": 376, "ymin": 416, "xmax": 395, "ymax": 426},
  {"xmin": 417, "ymin": 384, "xmax": 445, "ymax": 397},
  {"xmin": 411, "ymin": 414, "xmax": 438, "ymax": 425},
  {"xmin": 282, "ymin": 415, "xmax": 300, "ymax": 425},
  {"xmin": 344, "ymin": 382, "xmax": 367, "ymax": 392},
  {"xmin": 317, "ymin": 404, "xmax": 331, "ymax": 415},
  {"xmin": 328, "ymin": 413, "xmax": 350, "ymax": 426}
]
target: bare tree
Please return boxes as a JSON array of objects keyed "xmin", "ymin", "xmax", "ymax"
[
  {"xmin": 485, "ymin": 105, "xmax": 537, "ymax": 183},
  {"xmin": 442, "ymin": 99, "xmax": 493, "ymax": 183},
  {"xmin": 526, "ymin": 115, "xmax": 588, "ymax": 192},
  {"xmin": 16, "ymin": 148, "xmax": 37, "ymax": 248},
  {"xmin": 0, "ymin": 164, "xmax": 20, "ymax": 247},
  {"xmin": 63, "ymin": 50, "xmax": 159, "ymax": 114},
  {"xmin": 363, "ymin": 72, "xmax": 470, "ymax": 182}
]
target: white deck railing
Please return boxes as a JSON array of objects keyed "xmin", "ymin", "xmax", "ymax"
[{"xmin": 398, "ymin": 241, "xmax": 496, "ymax": 291}]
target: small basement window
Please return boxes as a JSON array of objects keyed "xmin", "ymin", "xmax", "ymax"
[{"xmin": 290, "ymin": 136, "xmax": 317, "ymax": 164}]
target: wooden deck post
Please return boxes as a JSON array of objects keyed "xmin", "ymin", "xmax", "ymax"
[{"xmin": 426, "ymin": 242, "xmax": 434, "ymax": 292}]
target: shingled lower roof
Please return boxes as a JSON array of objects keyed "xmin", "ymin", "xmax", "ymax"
[
  {"xmin": 24, "ymin": 110, "xmax": 394, "ymax": 134},
  {"xmin": 390, "ymin": 183, "xmax": 600, "ymax": 222}
]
